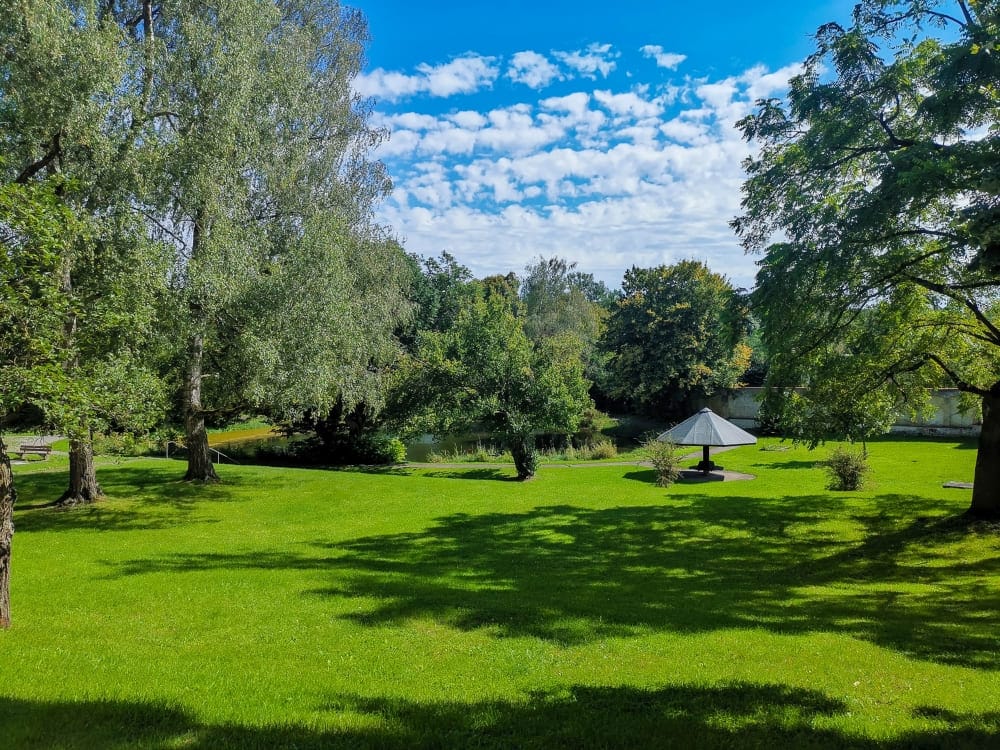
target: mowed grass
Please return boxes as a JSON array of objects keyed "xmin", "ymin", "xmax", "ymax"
[{"xmin": 2, "ymin": 437, "xmax": 998, "ymax": 748}]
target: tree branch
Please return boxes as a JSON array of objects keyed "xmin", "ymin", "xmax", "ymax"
[
  {"xmin": 15, "ymin": 132, "xmax": 61, "ymax": 184},
  {"xmin": 925, "ymin": 353, "xmax": 989, "ymax": 396},
  {"xmin": 904, "ymin": 273, "xmax": 1000, "ymax": 344}
]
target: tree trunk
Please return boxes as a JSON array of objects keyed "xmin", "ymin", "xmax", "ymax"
[
  {"xmin": 58, "ymin": 437, "xmax": 103, "ymax": 506},
  {"xmin": 183, "ymin": 331, "xmax": 219, "ymax": 483},
  {"xmin": 1, "ymin": 437, "xmax": 15, "ymax": 629},
  {"xmin": 969, "ymin": 388, "xmax": 1000, "ymax": 518},
  {"xmin": 508, "ymin": 433, "xmax": 537, "ymax": 481}
]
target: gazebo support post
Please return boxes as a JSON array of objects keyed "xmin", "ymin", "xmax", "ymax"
[{"xmin": 695, "ymin": 445, "xmax": 718, "ymax": 474}]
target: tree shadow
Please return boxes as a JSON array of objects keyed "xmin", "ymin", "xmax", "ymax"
[
  {"xmin": 753, "ymin": 460, "xmax": 821, "ymax": 470},
  {"xmin": 419, "ymin": 468, "xmax": 520, "ymax": 481},
  {"xmin": 104, "ymin": 492, "xmax": 1000, "ymax": 668},
  {"xmin": 2, "ymin": 684, "xmax": 997, "ymax": 749},
  {"xmin": 12, "ymin": 464, "xmax": 246, "ymax": 533},
  {"xmin": 623, "ymin": 469, "xmax": 659, "ymax": 484}
]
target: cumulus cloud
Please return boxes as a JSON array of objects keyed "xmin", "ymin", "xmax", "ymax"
[
  {"xmin": 507, "ymin": 50, "xmax": 562, "ymax": 88},
  {"xmin": 553, "ymin": 42, "xmax": 619, "ymax": 79},
  {"xmin": 355, "ymin": 54, "xmax": 499, "ymax": 102},
  {"xmin": 640, "ymin": 44, "xmax": 687, "ymax": 70},
  {"xmin": 372, "ymin": 56, "xmax": 806, "ymax": 288},
  {"xmin": 593, "ymin": 89, "xmax": 663, "ymax": 118}
]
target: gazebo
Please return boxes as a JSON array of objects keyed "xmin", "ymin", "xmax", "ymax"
[{"xmin": 657, "ymin": 407, "xmax": 757, "ymax": 475}]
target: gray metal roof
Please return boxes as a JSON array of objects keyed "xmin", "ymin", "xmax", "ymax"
[{"xmin": 657, "ymin": 408, "xmax": 757, "ymax": 447}]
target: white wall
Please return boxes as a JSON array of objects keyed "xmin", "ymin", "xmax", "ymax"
[{"xmin": 696, "ymin": 388, "xmax": 981, "ymax": 436}]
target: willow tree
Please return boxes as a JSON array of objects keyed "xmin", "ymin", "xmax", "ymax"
[
  {"xmin": 130, "ymin": 0, "xmax": 402, "ymax": 480},
  {"xmin": 734, "ymin": 0, "xmax": 1000, "ymax": 517},
  {"xmin": 1, "ymin": 1, "xmax": 168, "ymax": 503}
]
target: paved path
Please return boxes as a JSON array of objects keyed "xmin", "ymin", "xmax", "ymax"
[{"xmin": 405, "ymin": 445, "xmax": 738, "ymax": 470}]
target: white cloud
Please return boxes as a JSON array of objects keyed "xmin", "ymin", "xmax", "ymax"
[
  {"xmin": 373, "ymin": 58, "xmax": 807, "ymax": 289},
  {"xmin": 418, "ymin": 54, "xmax": 500, "ymax": 97},
  {"xmin": 507, "ymin": 50, "xmax": 562, "ymax": 88},
  {"xmin": 640, "ymin": 44, "xmax": 687, "ymax": 70},
  {"xmin": 539, "ymin": 92, "xmax": 591, "ymax": 116},
  {"xmin": 355, "ymin": 54, "xmax": 499, "ymax": 102},
  {"xmin": 593, "ymin": 89, "xmax": 664, "ymax": 118},
  {"xmin": 553, "ymin": 42, "xmax": 619, "ymax": 79}
]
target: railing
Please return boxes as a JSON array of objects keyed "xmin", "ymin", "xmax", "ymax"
[{"xmin": 165, "ymin": 441, "xmax": 239, "ymax": 465}]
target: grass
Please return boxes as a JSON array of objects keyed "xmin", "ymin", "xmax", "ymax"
[{"xmin": 2, "ymin": 437, "xmax": 998, "ymax": 748}]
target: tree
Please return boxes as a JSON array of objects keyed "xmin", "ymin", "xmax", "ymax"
[
  {"xmin": 398, "ymin": 290, "xmax": 591, "ymax": 480},
  {"xmin": 521, "ymin": 256, "xmax": 604, "ymax": 345},
  {"xmin": 601, "ymin": 261, "xmax": 751, "ymax": 418},
  {"xmin": 2, "ymin": 0, "xmax": 171, "ymax": 504},
  {"xmin": 400, "ymin": 251, "xmax": 476, "ymax": 348},
  {"xmin": 124, "ymin": 0, "xmax": 404, "ymax": 481},
  {"xmin": 0, "ymin": 179, "xmax": 80, "ymax": 627},
  {"xmin": 733, "ymin": 0, "xmax": 1000, "ymax": 517}
]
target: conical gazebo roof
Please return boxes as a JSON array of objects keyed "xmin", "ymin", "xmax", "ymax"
[{"xmin": 657, "ymin": 407, "xmax": 757, "ymax": 447}]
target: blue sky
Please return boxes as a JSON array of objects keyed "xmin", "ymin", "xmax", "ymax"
[{"xmin": 352, "ymin": 1, "xmax": 857, "ymax": 289}]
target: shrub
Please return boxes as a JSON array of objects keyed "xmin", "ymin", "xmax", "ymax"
[
  {"xmin": 587, "ymin": 440, "xmax": 618, "ymax": 460},
  {"xmin": 643, "ymin": 436, "xmax": 682, "ymax": 487},
  {"xmin": 361, "ymin": 433, "xmax": 407, "ymax": 464},
  {"xmin": 824, "ymin": 445, "xmax": 870, "ymax": 491},
  {"xmin": 94, "ymin": 432, "xmax": 156, "ymax": 457}
]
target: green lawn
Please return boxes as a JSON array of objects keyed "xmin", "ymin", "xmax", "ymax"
[{"xmin": 2, "ymin": 438, "xmax": 998, "ymax": 748}]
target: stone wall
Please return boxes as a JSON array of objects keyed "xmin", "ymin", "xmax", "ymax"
[{"xmin": 696, "ymin": 388, "xmax": 981, "ymax": 437}]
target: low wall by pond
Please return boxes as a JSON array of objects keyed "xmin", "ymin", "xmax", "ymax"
[{"xmin": 696, "ymin": 387, "xmax": 981, "ymax": 437}]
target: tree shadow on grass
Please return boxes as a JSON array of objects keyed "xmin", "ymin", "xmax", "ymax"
[
  {"xmin": 13, "ymin": 464, "xmax": 247, "ymax": 533},
  {"xmin": 2, "ymin": 684, "xmax": 998, "ymax": 749},
  {"xmin": 419, "ymin": 468, "xmax": 520, "ymax": 481},
  {"xmin": 105, "ymin": 491, "xmax": 1000, "ymax": 668},
  {"xmin": 751, "ymin": 459, "xmax": 821, "ymax": 470}
]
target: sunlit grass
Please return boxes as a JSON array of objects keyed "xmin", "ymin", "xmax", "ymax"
[{"xmin": 1, "ymin": 437, "xmax": 997, "ymax": 748}]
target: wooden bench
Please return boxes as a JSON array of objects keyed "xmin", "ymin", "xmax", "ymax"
[{"xmin": 15, "ymin": 443, "xmax": 52, "ymax": 460}]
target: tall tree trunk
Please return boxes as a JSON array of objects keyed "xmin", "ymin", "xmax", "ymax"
[
  {"xmin": 1, "ymin": 437, "xmax": 15, "ymax": 629},
  {"xmin": 58, "ymin": 437, "xmax": 103, "ymax": 506},
  {"xmin": 969, "ymin": 387, "xmax": 1000, "ymax": 518},
  {"xmin": 183, "ymin": 331, "xmax": 219, "ymax": 482}
]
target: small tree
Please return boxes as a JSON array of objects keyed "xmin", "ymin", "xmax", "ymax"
[
  {"xmin": 642, "ymin": 436, "xmax": 683, "ymax": 487},
  {"xmin": 824, "ymin": 446, "xmax": 871, "ymax": 491},
  {"xmin": 398, "ymin": 290, "xmax": 591, "ymax": 480}
]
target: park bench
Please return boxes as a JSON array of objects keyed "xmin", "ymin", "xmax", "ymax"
[{"xmin": 15, "ymin": 443, "xmax": 52, "ymax": 460}]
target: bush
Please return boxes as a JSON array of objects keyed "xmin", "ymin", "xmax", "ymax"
[
  {"xmin": 824, "ymin": 445, "xmax": 870, "ymax": 491},
  {"xmin": 93, "ymin": 432, "xmax": 157, "ymax": 457},
  {"xmin": 587, "ymin": 440, "xmax": 618, "ymax": 460},
  {"xmin": 360, "ymin": 433, "xmax": 407, "ymax": 464},
  {"xmin": 643, "ymin": 436, "xmax": 682, "ymax": 487}
]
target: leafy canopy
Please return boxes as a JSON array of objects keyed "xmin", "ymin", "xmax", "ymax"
[{"xmin": 734, "ymin": 0, "xmax": 1000, "ymax": 515}]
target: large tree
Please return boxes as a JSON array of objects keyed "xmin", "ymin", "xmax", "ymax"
[
  {"xmin": 122, "ymin": 0, "xmax": 404, "ymax": 480},
  {"xmin": 601, "ymin": 261, "xmax": 751, "ymax": 418},
  {"xmin": 398, "ymin": 289, "xmax": 591, "ymax": 480},
  {"xmin": 2, "ymin": 0, "xmax": 171, "ymax": 503},
  {"xmin": 734, "ymin": 0, "xmax": 1000, "ymax": 517}
]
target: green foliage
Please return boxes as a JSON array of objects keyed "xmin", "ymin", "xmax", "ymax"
[
  {"xmin": 400, "ymin": 251, "xmax": 476, "ymax": 348},
  {"xmin": 734, "ymin": 1, "xmax": 1000, "ymax": 513},
  {"xmin": 643, "ymin": 436, "xmax": 683, "ymax": 487},
  {"xmin": 823, "ymin": 445, "xmax": 872, "ymax": 491},
  {"xmin": 397, "ymin": 290, "xmax": 592, "ymax": 479},
  {"xmin": 601, "ymin": 261, "xmax": 751, "ymax": 417},
  {"xmin": 586, "ymin": 439, "xmax": 618, "ymax": 460}
]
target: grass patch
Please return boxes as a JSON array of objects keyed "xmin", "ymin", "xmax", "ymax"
[{"xmin": 2, "ymin": 437, "xmax": 998, "ymax": 748}]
